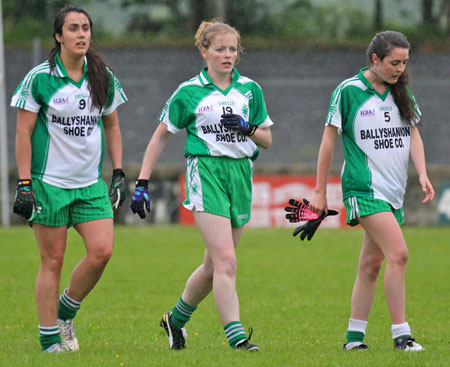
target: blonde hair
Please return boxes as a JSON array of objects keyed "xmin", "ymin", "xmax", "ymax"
[{"xmin": 195, "ymin": 20, "xmax": 243, "ymax": 62}]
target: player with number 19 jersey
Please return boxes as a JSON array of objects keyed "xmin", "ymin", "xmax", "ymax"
[
  {"xmin": 325, "ymin": 68, "xmax": 420, "ymax": 209},
  {"xmin": 159, "ymin": 68, "xmax": 273, "ymax": 160},
  {"xmin": 11, "ymin": 54, "xmax": 127, "ymax": 189}
]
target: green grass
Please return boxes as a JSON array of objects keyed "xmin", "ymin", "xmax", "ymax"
[{"xmin": 0, "ymin": 226, "xmax": 449, "ymax": 366}]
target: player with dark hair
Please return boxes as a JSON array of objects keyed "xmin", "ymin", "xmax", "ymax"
[
  {"xmin": 131, "ymin": 20, "xmax": 273, "ymax": 351},
  {"xmin": 309, "ymin": 31, "xmax": 434, "ymax": 351},
  {"xmin": 11, "ymin": 5, "xmax": 127, "ymax": 353}
]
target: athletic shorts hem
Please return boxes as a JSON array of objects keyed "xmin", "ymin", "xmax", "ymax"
[
  {"xmin": 344, "ymin": 196, "xmax": 404, "ymax": 227},
  {"xmin": 183, "ymin": 202, "xmax": 250, "ymax": 227}
]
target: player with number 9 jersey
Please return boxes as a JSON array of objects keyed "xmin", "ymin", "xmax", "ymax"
[{"xmin": 10, "ymin": 5, "xmax": 127, "ymax": 353}]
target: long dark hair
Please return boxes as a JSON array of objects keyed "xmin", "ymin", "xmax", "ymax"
[
  {"xmin": 48, "ymin": 5, "xmax": 109, "ymax": 109},
  {"xmin": 367, "ymin": 31, "xmax": 417, "ymax": 125}
]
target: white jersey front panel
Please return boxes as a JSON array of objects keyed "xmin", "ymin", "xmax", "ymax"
[
  {"xmin": 353, "ymin": 94, "xmax": 412, "ymax": 208},
  {"xmin": 160, "ymin": 68, "xmax": 273, "ymax": 160},
  {"xmin": 43, "ymin": 81, "xmax": 103, "ymax": 188}
]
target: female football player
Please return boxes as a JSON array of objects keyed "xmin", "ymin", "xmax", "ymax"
[
  {"xmin": 11, "ymin": 5, "xmax": 127, "ymax": 352},
  {"xmin": 131, "ymin": 20, "xmax": 273, "ymax": 351},
  {"xmin": 309, "ymin": 31, "xmax": 434, "ymax": 351}
]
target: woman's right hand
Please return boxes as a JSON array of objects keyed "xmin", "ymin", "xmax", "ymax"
[
  {"xmin": 130, "ymin": 179, "xmax": 151, "ymax": 219},
  {"xmin": 309, "ymin": 192, "xmax": 328, "ymax": 217}
]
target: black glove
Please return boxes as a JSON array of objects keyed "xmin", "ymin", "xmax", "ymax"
[
  {"xmin": 13, "ymin": 179, "xmax": 37, "ymax": 220},
  {"xmin": 109, "ymin": 169, "xmax": 126, "ymax": 210},
  {"xmin": 286, "ymin": 198, "xmax": 338, "ymax": 241},
  {"xmin": 220, "ymin": 113, "xmax": 257, "ymax": 136},
  {"xmin": 130, "ymin": 179, "xmax": 151, "ymax": 219},
  {"xmin": 292, "ymin": 214, "xmax": 326, "ymax": 241}
]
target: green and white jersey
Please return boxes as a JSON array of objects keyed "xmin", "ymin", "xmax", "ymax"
[
  {"xmin": 159, "ymin": 68, "xmax": 273, "ymax": 160},
  {"xmin": 326, "ymin": 68, "xmax": 420, "ymax": 209},
  {"xmin": 11, "ymin": 53, "xmax": 127, "ymax": 189}
]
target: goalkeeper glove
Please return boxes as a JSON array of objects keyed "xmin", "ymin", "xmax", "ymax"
[
  {"xmin": 109, "ymin": 169, "xmax": 126, "ymax": 210},
  {"xmin": 285, "ymin": 198, "xmax": 338, "ymax": 241},
  {"xmin": 285, "ymin": 198, "xmax": 320, "ymax": 222},
  {"xmin": 220, "ymin": 113, "xmax": 257, "ymax": 136},
  {"xmin": 130, "ymin": 179, "xmax": 151, "ymax": 219},
  {"xmin": 13, "ymin": 179, "xmax": 37, "ymax": 220}
]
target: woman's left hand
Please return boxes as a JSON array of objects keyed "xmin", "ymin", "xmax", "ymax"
[{"xmin": 420, "ymin": 175, "xmax": 435, "ymax": 203}]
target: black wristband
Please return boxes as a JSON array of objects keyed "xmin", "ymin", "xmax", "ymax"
[
  {"xmin": 17, "ymin": 179, "xmax": 32, "ymax": 187},
  {"xmin": 247, "ymin": 124, "xmax": 258, "ymax": 136},
  {"xmin": 136, "ymin": 179, "xmax": 149, "ymax": 189},
  {"xmin": 113, "ymin": 168, "xmax": 125, "ymax": 177}
]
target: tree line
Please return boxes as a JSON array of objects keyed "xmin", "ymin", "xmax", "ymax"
[{"xmin": 3, "ymin": 0, "xmax": 450, "ymax": 44}]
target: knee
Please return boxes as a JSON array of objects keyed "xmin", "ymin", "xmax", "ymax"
[
  {"xmin": 389, "ymin": 248, "xmax": 409, "ymax": 267},
  {"xmin": 40, "ymin": 251, "xmax": 65, "ymax": 273},
  {"xmin": 359, "ymin": 257, "xmax": 383, "ymax": 280},
  {"xmin": 89, "ymin": 245, "xmax": 113, "ymax": 267},
  {"xmin": 215, "ymin": 255, "xmax": 237, "ymax": 277}
]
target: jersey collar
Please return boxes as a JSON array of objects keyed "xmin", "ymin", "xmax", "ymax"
[
  {"xmin": 358, "ymin": 67, "xmax": 391, "ymax": 100},
  {"xmin": 199, "ymin": 67, "xmax": 240, "ymax": 90},
  {"xmin": 55, "ymin": 52, "xmax": 88, "ymax": 86}
]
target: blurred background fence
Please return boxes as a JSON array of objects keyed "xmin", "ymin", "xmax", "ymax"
[{"xmin": 2, "ymin": 0, "xmax": 450, "ymax": 226}]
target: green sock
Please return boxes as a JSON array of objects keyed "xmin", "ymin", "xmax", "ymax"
[
  {"xmin": 170, "ymin": 297, "xmax": 197, "ymax": 328},
  {"xmin": 346, "ymin": 330, "xmax": 365, "ymax": 343},
  {"xmin": 224, "ymin": 321, "xmax": 246, "ymax": 348},
  {"xmin": 58, "ymin": 289, "xmax": 82, "ymax": 321},
  {"xmin": 39, "ymin": 325, "xmax": 61, "ymax": 350}
]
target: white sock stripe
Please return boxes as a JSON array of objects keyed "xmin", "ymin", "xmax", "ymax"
[
  {"xmin": 225, "ymin": 325, "xmax": 245, "ymax": 336},
  {"xmin": 176, "ymin": 302, "xmax": 193, "ymax": 316},
  {"xmin": 38, "ymin": 325, "xmax": 59, "ymax": 335},
  {"xmin": 224, "ymin": 324, "xmax": 244, "ymax": 333},
  {"xmin": 63, "ymin": 289, "xmax": 82, "ymax": 306},
  {"xmin": 227, "ymin": 330, "xmax": 246, "ymax": 339},
  {"xmin": 60, "ymin": 296, "xmax": 81, "ymax": 310}
]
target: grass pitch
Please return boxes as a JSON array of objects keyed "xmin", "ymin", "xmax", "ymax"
[{"xmin": 0, "ymin": 225, "xmax": 449, "ymax": 367}]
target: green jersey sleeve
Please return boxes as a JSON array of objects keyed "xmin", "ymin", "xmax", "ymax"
[
  {"xmin": 103, "ymin": 69, "xmax": 127, "ymax": 115},
  {"xmin": 159, "ymin": 86, "xmax": 194, "ymax": 133},
  {"xmin": 10, "ymin": 64, "xmax": 45, "ymax": 112},
  {"xmin": 248, "ymin": 82, "xmax": 271, "ymax": 127}
]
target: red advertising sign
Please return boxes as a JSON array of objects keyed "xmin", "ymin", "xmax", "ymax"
[{"xmin": 178, "ymin": 175, "xmax": 346, "ymax": 227}]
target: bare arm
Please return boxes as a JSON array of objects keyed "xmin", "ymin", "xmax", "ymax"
[
  {"xmin": 15, "ymin": 109, "xmax": 38, "ymax": 179},
  {"xmin": 410, "ymin": 125, "xmax": 434, "ymax": 203},
  {"xmin": 102, "ymin": 110, "xmax": 123, "ymax": 170},
  {"xmin": 138, "ymin": 122, "xmax": 172, "ymax": 180},
  {"xmin": 309, "ymin": 125, "xmax": 338, "ymax": 215},
  {"xmin": 250, "ymin": 126, "xmax": 272, "ymax": 149}
]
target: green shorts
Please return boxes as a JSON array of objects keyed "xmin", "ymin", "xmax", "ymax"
[
  {"xmin": 183, "ymin": 156, "xmax": 253, "ymax": 227},
  {"xmin": 31, "ymin": 179, "xmax": 113, "ymax": 227},
  {"xmin": 344, "ymin": 196, "xmax": 404, "ymax": 227}
]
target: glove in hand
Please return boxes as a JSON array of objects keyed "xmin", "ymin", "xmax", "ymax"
[
  {"xmin": 13, "ymin": 179, "xmax": 37, "ymax": 220},
  {"xmin": 220, "ymin": 113, "xmax": 257, "ymax": 136},
  {"xmin": 285, "ymin": 198, "xmax": 320, "ymax": 222},
  {"xmin": 109, "ymin": 169, "xmax": 126, "ymax": 210},
  {"xmin": 130, "ymin": 179, "xmax": 151, "ymax": 219},
  {"xmin": 285, "ymin": 198, "xmax": 338, "ymax": 241}
]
